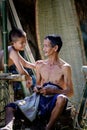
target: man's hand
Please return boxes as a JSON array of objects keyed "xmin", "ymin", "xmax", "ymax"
[
  {"xmin": 40, "ymin": 88, "xmax": 52, "ymax": 95},
  {"xmin": 33, "ymin": 86, "xmax": 42, "ymax": 93}
]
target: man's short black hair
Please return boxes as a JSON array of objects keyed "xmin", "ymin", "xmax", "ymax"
[
  {"xmin": 45, "ymin": 34, "xmax": 63, "ymax": 52},
  {"xmin": 9, "ymin": 27, "xmax": 26, "ymax": 42}
]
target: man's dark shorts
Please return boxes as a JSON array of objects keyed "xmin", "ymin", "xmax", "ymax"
[{"xmin": 6, "ymin": 82, "xmax": 68, "ymax": 119}]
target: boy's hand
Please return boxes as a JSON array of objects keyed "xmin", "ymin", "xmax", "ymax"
[{"xmin": 26, "ymin": 79, "xmax": 32, "ymax": 88}]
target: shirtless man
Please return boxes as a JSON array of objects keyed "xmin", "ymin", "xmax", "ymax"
[
  {"xmin": 34, "ymin": 34, "xmax": 74, "ymax": 130},
  {"xmin": 0, "ymin": 27, "xmax": 35, "ymax": 86},
  {"xmin": 0, "ymin": 35, "xmax": 74, "ymax": 130}
]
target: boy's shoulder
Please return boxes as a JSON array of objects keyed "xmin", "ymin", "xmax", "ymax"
[
  {"xmin": 8, "ymin": 46, "xmax": 19, "ymax": 59},
  {"xmin": 8, "ymin": 46, "xmax": 18, "ymax": 54}
]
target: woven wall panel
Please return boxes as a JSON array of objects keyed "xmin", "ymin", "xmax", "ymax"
[{"xmin": 36, "ymin": 0, "xmax": 86, "ymax": 104}]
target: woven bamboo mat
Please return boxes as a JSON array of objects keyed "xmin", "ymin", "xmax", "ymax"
[{"xmin": 35, "ymin": 0, "xmax": 87, "ymax": 104}]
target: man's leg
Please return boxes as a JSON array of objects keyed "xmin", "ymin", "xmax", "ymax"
[{"xmin": 46, "ymin": 95, "xmax": 67, "ymax": 130}]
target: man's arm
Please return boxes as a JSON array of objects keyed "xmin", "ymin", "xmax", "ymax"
[
  {"xmin": 62, "ymin": 65, "xmax": 74, "ymax": 97},
  {"xmin": 35, "ymin": 62, "xmax": 42, "ymax": 85},
  {"xmin": 53, "ymin": 65, "xmax": 74, "ymax": 97},
  {"xmin": 32, "ymin": 61, "xmax": 42, "ymax": 92}
]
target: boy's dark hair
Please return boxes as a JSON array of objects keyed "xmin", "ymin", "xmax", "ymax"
[
  {"xmin": 45, "ymin": 34, "xmax": 63, "ymax": 52},
  {"xmin": 9, "ymin": 27, "xmax": 26, "ymax": 42}
]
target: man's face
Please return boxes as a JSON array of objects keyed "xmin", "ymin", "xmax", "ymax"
[
  {"xmin": 13, "ymin": 37, "xmax": 27, "ymax": 51},
  {"xmin": 43, "ymin": 38, "xmax": 56, "ymax": 57}
]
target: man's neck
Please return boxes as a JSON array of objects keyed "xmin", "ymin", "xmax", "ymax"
[{"xmin": 47, "ymin": 54, "xmax": 59, "ymax": 66}]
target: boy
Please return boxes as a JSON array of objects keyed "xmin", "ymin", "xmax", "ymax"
[{"xmin": 0, "ymin": 28, "xmax": 35, "ymax": 86}]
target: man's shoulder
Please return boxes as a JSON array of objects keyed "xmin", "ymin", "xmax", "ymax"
[
  {"xmin": 63, "ymin": 63, "xmax": 71, "ymax": 68},
  {"xmin": 35, "ymin": 59, "xmax": 46, "ymax": 68},
  {"xmin": 62, "ymin": 63, "xmax": 72, "ymax": 74},
  {"xmin": 60, "ymin": 59, "xmax": 71, "ymax": 70}
]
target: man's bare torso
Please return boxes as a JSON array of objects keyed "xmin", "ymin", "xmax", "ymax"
[{"xmin": 37, "ymin": 59, "xmax": 69, "ymax": 89}]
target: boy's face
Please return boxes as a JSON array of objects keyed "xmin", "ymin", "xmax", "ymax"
[
  {"xmin": 13, "ymin": 37, "xmax": 27, "ymax": 51},
  {"xmin": 43, "ymin": 38, "xmax": 57, "ymax": 57}
]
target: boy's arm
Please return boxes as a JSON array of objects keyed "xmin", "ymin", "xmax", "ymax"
[
  {"xmin": 10, "ymin": 51, "xmax": 31, "ymax": 80},
  {"xmin": 18, "ymin": 53, "xmax": 35, "ymax": 69}
]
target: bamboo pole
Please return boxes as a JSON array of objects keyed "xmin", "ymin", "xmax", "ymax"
[{"xmin": 1, "ymin": 0, "xmax": 8, "ymax": 73}]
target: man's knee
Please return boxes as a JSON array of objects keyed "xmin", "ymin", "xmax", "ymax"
[
  {"xmin": 5, "ymin": 103, "xmax": 17, "ymax": 112},
  {"xmin": 56, "ymin": 95, "xmax": 67, "ymax": 105},
  {"xmin": 5, "ymin": 106, "xmax": 15, "ymax": 113}
]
